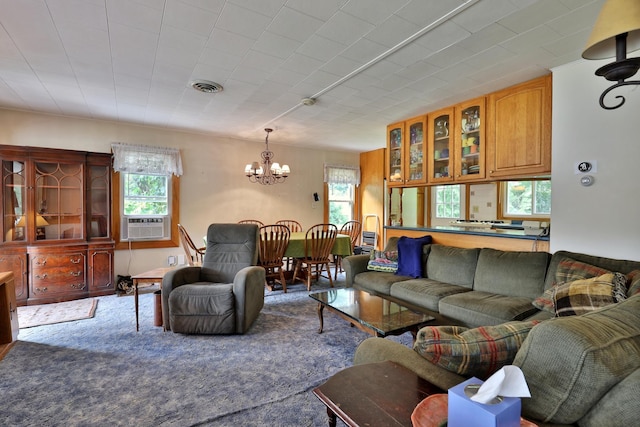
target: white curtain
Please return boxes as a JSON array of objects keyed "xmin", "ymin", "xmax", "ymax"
[
  {"xmin": 111, "ymin": 143, "xmax": 183, "ymax": 176},
  {"xmin": 324, "ymin": 164, "xmax": 360, "ymax": 186}
]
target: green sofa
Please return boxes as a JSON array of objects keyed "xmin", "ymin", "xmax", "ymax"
[{"xmin": 346, "ymin": 239, "xmax": 640, "ymax": 426}]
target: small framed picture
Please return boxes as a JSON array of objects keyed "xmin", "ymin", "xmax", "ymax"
[
  {"xmin": 14, "ymin": 226, "xmax": 24, "ymax": 241},
  {"xmin": 36, "ymin": 227, "xmax": 46, "ymax": 240}
]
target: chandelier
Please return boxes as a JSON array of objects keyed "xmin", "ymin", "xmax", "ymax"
[{"xmin": 244, "ymin": 128, "xmax": 290, "ymax": 185}]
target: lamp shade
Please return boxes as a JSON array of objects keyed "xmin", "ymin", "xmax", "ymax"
[{"xmin": 583, "ymin": 0, "xmax": 640, "ymax": 59}]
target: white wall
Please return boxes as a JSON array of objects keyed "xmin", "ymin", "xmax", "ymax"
[
  {"xmin": 551, "ymin": 58, "xmax": 640, "ymax": 261},
  {"xmin": 0, "ymin": 109, "xmax": 359, "ymax": 276}
]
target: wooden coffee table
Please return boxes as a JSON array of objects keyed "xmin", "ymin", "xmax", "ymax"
[
  {"xmin": 309, "ymin": 288, "xmax": 434, "ymax": 340},
  {"xmin": 313, "ymin": 360, "xmax": 443, "ymax": 427}
]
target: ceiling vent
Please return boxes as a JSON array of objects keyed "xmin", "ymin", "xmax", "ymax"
[{"xmin": 190, "ymin": 80, "xmax": 223, "ymax": 93}]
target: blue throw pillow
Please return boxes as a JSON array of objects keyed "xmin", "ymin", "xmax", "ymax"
[{"xmin": 395, "ymin": 235, "xmax": 432, "ymax": 278}]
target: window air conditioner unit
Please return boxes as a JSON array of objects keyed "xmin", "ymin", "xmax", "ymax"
[{"xmin": 123, "ymin": 217, "xmax": 170, "ymax": 240}]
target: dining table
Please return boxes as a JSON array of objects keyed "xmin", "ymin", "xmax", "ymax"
[{"xmin": 283, "ymin": 232, "xmax": 352, "ymax": 258}]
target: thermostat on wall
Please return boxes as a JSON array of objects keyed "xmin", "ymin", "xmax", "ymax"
[{"xmin": 575, "ymin": 160, "xmax": 597, "ymax": 174}]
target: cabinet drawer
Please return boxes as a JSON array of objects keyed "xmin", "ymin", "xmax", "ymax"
[
  {"xmin": 31, "ymin": 253, "xmax": 85, "ymax": 268},
  {"xmin": 31, "ymin": 268, "xmax": 86, "ymax": 296}
]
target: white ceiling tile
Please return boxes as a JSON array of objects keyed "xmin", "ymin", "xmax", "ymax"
[
  {"xmin": 252, "ymin": 31, "xmax": 302, "ymax": 60},
  {"xmin": 414, "ymin": 21, "xmax": 471, "ymax": 53},
  {"xmin": 285, "ymin": 0, "xmax": 348, "ymax": 21},
  {"xmin": 457, "ymin": 23, "xmax": 517, "ymax": 53},
  {"xmin": 268, "ymin": 7, "xmax": 324, "ymax": 42},
  {"xmin": 217, "ymin": 3, "xmax": 273, "ymax": 40},
  {"xmin": 341, "ymin": 0, "xmax": 408, "ymax": 25},
  {"xmin": 498, "ymin": 0, "xmax": 570, "ymax": 34},
  {"xmin": 106, "ymin": 0, "xmax": 163, "ymax": 33},
  {"xmin": 452, "ymin": 0, "xmax": 518, "ymax": 33},
  {"xmin": 163, "ymin": 0, "xmax": 218, "ymax": 36},
  {"xmin": 500, "ymin": 25, "xmax": 563, "ymax": 55},
  {"xmin": 363, "ymin": 14, "xmax": 423, "ymax": 49},
  {"xmin": 296, "ymin": 35, "xmax": 347, "ymax": 62},
  {"xmin": 316, "ymin": 11, "xmax": 375, "ymax": 46}
]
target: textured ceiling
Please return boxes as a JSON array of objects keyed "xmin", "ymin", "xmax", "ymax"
[{"xmin": 0, "ymin": 0, "xmax": 606, "ymax": 152}]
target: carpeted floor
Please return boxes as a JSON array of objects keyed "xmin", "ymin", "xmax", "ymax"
[{"xmin": 0, "ymin": 277, "xmax": 413, "ymax": 426}]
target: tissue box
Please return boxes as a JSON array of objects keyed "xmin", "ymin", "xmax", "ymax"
[{"xmin": 448, "ymin": 377, "xmax": 521, "ymax": 427}]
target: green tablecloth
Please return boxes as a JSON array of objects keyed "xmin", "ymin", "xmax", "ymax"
[{"xmin": 284, "ymin": 232, "xmax": 352, "ymax": 258}]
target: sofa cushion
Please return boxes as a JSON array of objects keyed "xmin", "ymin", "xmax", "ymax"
[
  {"xmin": 426, "ymin": 245, "xmax": 479, "ymax": 288},
  {"xmin": 353, "ymin": 271, "xmax": 410, "ymax": 296},
  {"xmin": 390, "ymin": 279, "xmax": 471, "ymax": 312},
  {"xmin": 578, "ymin": 368, "xmax": 640, "ymax": 427},
  {"xmin": 413, "ymin": 321, "xmax": 539, "ymax": 379},
  {"xmin": 514, "ymin": 295, "xmax": 640, "ymax": 425},
  {"xmin": 533, "ymin": 257, "xmax": 612, "ymax": 313},
  {"xmin": 367, "ymin": 250, "xmax": 398, "ymax": 273},
  {"xmin": 439, "ymin": 291, "xmax": 538, "ymax": 327},
  {"xmin": 553, "ymin": 272, "xmax": 627, "ymax": 317},
  {"xmin": 474, "ymin": 248, "xmax": 549, "ymax": 299}
]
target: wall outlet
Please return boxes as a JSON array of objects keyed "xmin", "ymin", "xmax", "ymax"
[
  {"xmin": 177, "ymin": 254, "xmax": 186, "ymax": 265},
  {"xmin": 167, "ymin": 255, "xmax": 177, "ymax": 266}
]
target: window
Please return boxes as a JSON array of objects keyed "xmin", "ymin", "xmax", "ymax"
[
  {"xmin": 123, "ymin": 174, "xmax": 169, "ymax": 215},
  {"xmin": 435, "ymin": 185, "xmax": 461, "ymax": 219},
  {"xmin": 328, "ymin": 183, "xmax": 354, "ymax": 226},
  {"xmin": 501, "ymin": 180, "xmax": 551, "ymax": 219},
  {"xmin": 324, "ymin": 164, "xmax": 360, "ymax": 227},
  {"xmin": 111, "ymin": 143, "xmax": 182, "ymax": 249}
]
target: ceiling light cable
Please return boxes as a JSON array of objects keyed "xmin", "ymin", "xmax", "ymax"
[{"xmin": 260, "ymin": 0, "xmax": 480, "ymax": 130}]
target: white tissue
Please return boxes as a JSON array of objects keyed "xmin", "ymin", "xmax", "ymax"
[{"xmin": 470, "ymin": 366, "xmax": 531, "ymax": 404}]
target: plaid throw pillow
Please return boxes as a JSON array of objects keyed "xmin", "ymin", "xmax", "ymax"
[
  {"xmin": 413, "ymin": 321, "xmax": 539, "ymax": 379},
  {"xmin": 532, "ymin": 257, "xmax": 611, "ymax": 313},
  {"xmin": 554, "ymin": 272, "xmax": 627, "ymax": 317},
  {"xmin": 367, "ymin": 250, "xmax": 398, "ymax": 272},
  {"xmin": 627, "ymin": 270, "xmax": 640, "ymax": 297}
]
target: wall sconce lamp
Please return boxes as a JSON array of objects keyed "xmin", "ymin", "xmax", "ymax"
[{"xmin": 582, "ymin": 0, "xmax": 640, "ymax": 110}]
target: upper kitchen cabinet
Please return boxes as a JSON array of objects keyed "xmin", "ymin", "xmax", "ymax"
[
  {"xmin": 454, "ymin": 98, "xmax": 486, "ymax": 182},
  {"xmin": 387, "ymin": 116, "xmax": 428, "ymax": 186},
  {"xmin": 486, "ymin": 75, "xmax": 552, "ymax": 178},
  {"xmin": 427, "ymin": 107, "xmax": 454, "ymax": 184},
  {"xmin": 387, "ymin": 121, "xmax": 405, "ymax": 186}
]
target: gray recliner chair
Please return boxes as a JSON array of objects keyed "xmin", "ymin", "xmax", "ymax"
[{"xmin": 162, "ymin": 223, "xmax": 266, "ymax": 334}]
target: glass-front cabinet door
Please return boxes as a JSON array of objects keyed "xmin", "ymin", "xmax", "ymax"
[
  {"xmin": 2, "ymin": 159, "xmax": 26, "ymax": 243},
  {"xmin": 454, "ymin": 97, "xmax": 485, "ymax": 181},
  {"xmin": 34, "ymin": 160, "xmax": 84, "ymax": 241},
  {"xmin": 427, "ymin": 108, "xmax": 454, "ymax": 183},
  {"xmin": 405, "ymin": 115, "xmax": 426, "ymax": 185},
  {"xmin": 387, "ymin": 122, "xmax": 405, "ymax": 186},
  {"xmin": 88, "ymin": 163, "xmax": 110, "ymax": 239}
]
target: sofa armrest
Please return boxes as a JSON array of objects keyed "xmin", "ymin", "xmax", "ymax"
[
  {"xmin": 343, "ymin": 254, "xmax": 371, "ymax": 287},
  {"xmin": 233, "ymin": 266, "xmax": 266, "ymax": 333},
  {"xmin": 353, "ymin": 337, "xmax": 465, "ymax": 391}
]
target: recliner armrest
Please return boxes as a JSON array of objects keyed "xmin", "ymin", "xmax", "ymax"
[
  {"xmin": 233, "ymin": 266, "xmax": 266, "ymax": 333},
  {"xmin": 161, "ymin": 266, "xmax": 203, "ymax": 331}
]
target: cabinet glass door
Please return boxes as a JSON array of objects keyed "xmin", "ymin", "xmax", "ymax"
[
  {"xmin": 406, "ymin": 117, "xmax": 426, "ymax": 184},
  {"xmin": 387, "ymin": 123, "xmax": 404, "ymax": 185},
  {"xmin": 88, "ymin": 165, "xmax": 110, "ymax": 239},
  {"xmin": 456, "ymin": 98, "xmax": 485, "ymax": 181},
  {"xmin": 2, "ymin": 160, "xmax": 26, "ymax": 243},
  {"xmin": 35, "ymin": 161, "xmax": 84, "ymax": 240},
  {"xmin": 428, "ymin": 109, "xmax": 453, "ymax": 183}
]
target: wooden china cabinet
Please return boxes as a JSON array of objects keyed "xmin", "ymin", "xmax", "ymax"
[{"xmin": 0, "ymin": 145, "xmax": 114, "ymax": 306}]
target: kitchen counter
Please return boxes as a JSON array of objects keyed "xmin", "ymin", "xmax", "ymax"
[{"xmin": 384, "ymin": 226, "xmax": 549, "ymax": 252}]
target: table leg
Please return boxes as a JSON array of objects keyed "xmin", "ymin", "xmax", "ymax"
[
  {"xmin": 134, "ymin": 279, "xmax": 139, "ymax": 332},
  {"xmin": 317, "ymin": 302, "xmax": 324, "ymax": 334},
  {"xmin": 326, "ymin": 406, "xmax": 337, "ymax": 427}
]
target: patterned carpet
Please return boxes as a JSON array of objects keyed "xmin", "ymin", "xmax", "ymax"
[{"xmin": 0, "ymin": 277, "xmax": 413, "ymax": 426}]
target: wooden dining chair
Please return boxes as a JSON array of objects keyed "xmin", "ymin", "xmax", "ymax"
[
  {"xmin": 275, "ymin": 219, "xmax": 302, "ymax": 232},
  {"xmin": 178, "ymin": 224, "xmax": 206, "ymax": 266},
  {"xmin": 293, "ymin": 223, "xmax": 338, "ymax": 291},
  {"xmin": 334, "ymin": 220, "xmax": 362, "ymax": 279},
  {"xmin": 258, "ymin": 224, "xmax": 291, "ymax": 293},
  {"xmin": 238, "ymin": 219, "xmax": 264, "ymax": 227}
]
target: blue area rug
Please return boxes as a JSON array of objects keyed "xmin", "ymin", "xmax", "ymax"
[{"xmin": 0, "ymin": 280, "xmax": 413, "ymax": 426}]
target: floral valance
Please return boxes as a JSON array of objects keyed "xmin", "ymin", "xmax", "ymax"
[
  {"xmin": 324, "ymin": 164, "xmax": 360, "ymax": 186},
  {"xmin": 111, "ymin": 143, "xmax": 183, "ymax": 176}
]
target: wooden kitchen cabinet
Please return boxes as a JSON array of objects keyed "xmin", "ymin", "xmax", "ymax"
[
  {"xmin": 0, "ymin": 145, "xmax": 114, "ymax": 305},
  {"xmin": 427, "ymin": 107, "xmax": 454, "ymax": 184},
  {"xmin": 386, "ymin": 116, "xmax": 427, "ymax": 186},
  {"xmin": 454, "ymin": 97, "xmax": 486, "ymax": 182},
  {"xmin": 486, "ymin": 75, "xmax": 552, "ymax": 178}
]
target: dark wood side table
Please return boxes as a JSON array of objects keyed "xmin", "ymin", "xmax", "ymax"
[
  {"xmin": 313, "ymin": 360, "xmax": 443, "ymax": 427},
  {"xmin": 132, "ymin": 267, "xmax": 174, "ymax": 331}
]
